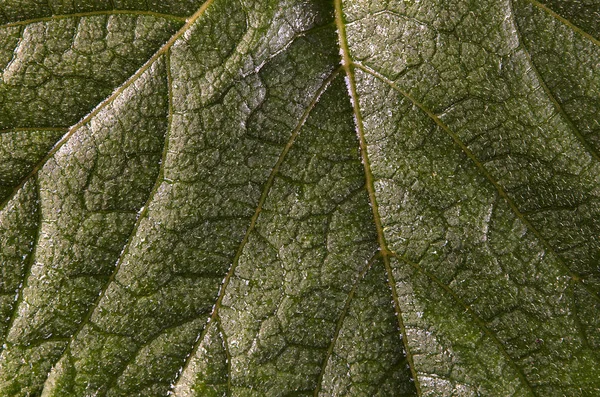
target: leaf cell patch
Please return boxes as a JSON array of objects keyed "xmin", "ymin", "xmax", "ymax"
[{"xmin": 0, "ymin": 0, "xmax": 599, "ymax": 396}]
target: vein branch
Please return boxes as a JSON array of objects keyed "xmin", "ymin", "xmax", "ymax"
[
  {"xmin": 313, "ymin": 253, "xmax": 378, "ymax": 396},
  {"xmin": 39, "ymin": 52, "xmax": 173, "ymax": 394}
]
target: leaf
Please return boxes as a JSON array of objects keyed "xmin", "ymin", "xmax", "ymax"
[{"xmin": 0, "ymin": 0, "xmax": 599, "ymax": 395}]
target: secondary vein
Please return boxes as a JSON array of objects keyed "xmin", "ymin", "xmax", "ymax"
[
  {"xmin": 170, "ymin": 66, "xmax": 342, "ymax": 391},
  {"xmin": 1, "ymin": 9, "xmax": 187, "ymax": 29},
  {"xmin": 0, "ymin": 0, "xmax": 216, "ymax": 215},
  {"xmin": 509, "ymin": 0, "xmax": 600, "ymax": 163},
  {"xmin": 390, "ymin": 253, "xmax": 537, "ymax": 396},
  {"xmin": 523, "ymin": 0, "xmax": 600, "ymax": 46},
  {"xmin": 38, "ymin": 54, "xmax": 174, "ymax": 394},
  {"xmin": 353, "ymin": 61, "xmax": 600, "ymax": 304},
  {"xmin": 313, "ymin": 253, "xmax": 379, "ymax": 396}
]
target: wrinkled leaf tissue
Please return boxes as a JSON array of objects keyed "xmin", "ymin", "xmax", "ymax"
[{"xmin": 0, "ymin": 0, "xmax": 599, "ymax": 396}]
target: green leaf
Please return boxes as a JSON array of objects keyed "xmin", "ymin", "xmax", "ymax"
[{"xmin": 0, "ymin": 0, "xmax": 599, "ymax": 395}]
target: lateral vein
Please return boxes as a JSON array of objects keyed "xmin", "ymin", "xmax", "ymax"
[
  {"xmin": 0, "ymin": 0, "xmax": 215, "ymax": 214},
  {"xmin": 353, "ymin": 61, "xmax": 600, "ymax": 304},
  {"xmin": 390, "ymin": 253, "xmax": 537, "ymax": 396},
  {"xmin": 523, "ymin": 0, "xmax": 600, "ymax": 46},
  {"xmin": 1, "ymin": 10, "xmax": 187, "ymax": 29},
  {"xmin": 313, "ymin": 253, "xmax": 379, "ymax": 396},
  {"xmin": 170, "ymin": 66, "xmax": 342, "ymax": 391},
  {"xmin": 509, "ymin": 0, "xmax": 600, "ymax": 163}
]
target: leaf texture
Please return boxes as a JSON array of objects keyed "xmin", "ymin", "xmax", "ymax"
[{"xmin": 0, "ymin": 0, "xmax": 599, "ymax": 396}]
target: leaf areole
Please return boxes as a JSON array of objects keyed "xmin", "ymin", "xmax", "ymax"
[{"xmin": 0, "ymin": 0, "xmax": 599, "ymax": 396}]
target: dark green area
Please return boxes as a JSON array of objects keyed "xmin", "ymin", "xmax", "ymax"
[{"xmin": 0, "ymin": 0, "xmax": 598, "ymax": 396}]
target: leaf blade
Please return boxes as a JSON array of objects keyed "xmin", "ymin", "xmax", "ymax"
[{"xmin": 0, "ymin": 0, "xmax": 599, "ymax": 395}]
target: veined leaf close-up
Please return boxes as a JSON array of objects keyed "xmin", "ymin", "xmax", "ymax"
[{"xmin": 0, "ymin": 0, "xmax": 599, "ymax": 395}]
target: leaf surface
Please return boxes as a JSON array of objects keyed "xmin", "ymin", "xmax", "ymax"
[{"xmin": 0, "ymin": 0, "xmax": 599, "ymax": 396}]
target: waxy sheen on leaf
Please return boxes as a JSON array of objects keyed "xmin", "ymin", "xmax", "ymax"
[{"xmin": 0, "ymin": 0, "xmax": 599, "ymax": 396}]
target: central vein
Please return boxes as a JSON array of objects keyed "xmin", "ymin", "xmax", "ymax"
[{"xmin": 333, "ymin": 0, "xmax": 422, "ymax": 395}]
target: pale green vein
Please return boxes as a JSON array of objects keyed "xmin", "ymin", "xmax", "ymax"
[
  {"xmin": 103, "ymin": 316, "xmax": 206, "ymax": 393},
  {"xmin": 45, "ymin": 0, "xmax": 56, "ymax": 16},
  {"xmin": 523, "ymin": 0, "xmax": 600, "ymax": 46},
  {"xmin": 39, "ymin": 52, "xmax": 172, "ymax": 393},
  {"xmin": 353, "ymin": 61, "xmax": 600, "ymax": 303},
  {"xmin": 0, "ymin": 127, "xmax": 68, "ymax": 135},
  {"xmin": 313, "ymin": 253, "xmax": 378, "ymax": 397},
  {"xmin": 389, "ymin": 253, "xmax": 537, "ymax": 396},
  {"xmin": 171, "ymin": 66, "xmax": 342, "ymax": 391},
  {"xmin": 509, "ymin": 0, "xmax": 600, "ymax": 163},
  {"xmin": 0, "ymin": 0, "xmax": 215, "ymax": 215},
  {"xmin": 334, "ymin": 1, "xmax": 422, "ymax": 395},
  {"xmin": 1, "ymin": 9, "xmax": 187, "ymax": 29},
  {"xmin": 567, "ymin": 281, "xmax": 593, "ymax": 351}
]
